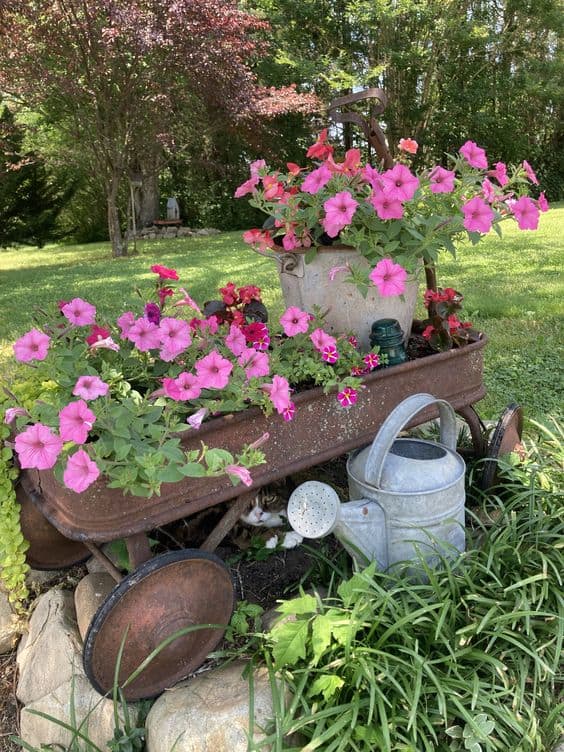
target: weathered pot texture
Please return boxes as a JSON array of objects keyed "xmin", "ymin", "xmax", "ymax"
[{"xmin": 276, "ymin": 245, "xmax": 420, "ymax": 350}]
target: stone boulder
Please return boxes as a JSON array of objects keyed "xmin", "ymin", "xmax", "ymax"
[
  {"xmin": 16, "ymin": 588, "xmax": 123, "ymax": 750},
  {"xmin": 145, "ymin": 661, "xmax": 279, "ymax": 752},
  {"xmin": 0, "ymin": 588, "xmax": 20, "ymax": 653},
  {"xmin": 74, "ymin": 572, "xmax": 115, "ymax": 640}
]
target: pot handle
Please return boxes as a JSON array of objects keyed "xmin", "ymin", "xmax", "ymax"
[{"xmin": 364, "ymin": 393, "xmax": 458, "ymax": 487}]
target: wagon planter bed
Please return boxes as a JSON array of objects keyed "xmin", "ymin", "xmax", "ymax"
[{"xmin": 13, "ymin": 333, "xmax": 514, "ymax": 702}]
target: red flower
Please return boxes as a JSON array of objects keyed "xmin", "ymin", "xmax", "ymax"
[
  {"xmin": 150, "ymin": 264, "xmax": 179, "ymax": 280},
  {"xmin": 85, "ymin": 324, "xmax": 110, "ymax": 345},
  {"xmin": 238, "ymin": 285, "xmax": 262, "ymax": 305},
  {"xmin": 306, "ymin": 129, "xmax": 334, "ymax": 161},
  {"xmin": 220, "ymin": 282, "xmax": 239, "ymax": 306}
]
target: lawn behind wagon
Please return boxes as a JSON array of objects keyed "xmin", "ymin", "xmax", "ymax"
[{"xmin": 0, "ymin": 204, "xmax": 562, "ymax": 421}]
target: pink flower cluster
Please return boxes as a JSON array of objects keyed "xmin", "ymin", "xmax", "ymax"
[{"xmin": 14, "ymin": 372, "xmax": 109, "ymax": 492}]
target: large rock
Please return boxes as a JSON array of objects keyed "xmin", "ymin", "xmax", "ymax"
[
  {"xmin": 145, "ymin": 661, "xmax": 278, "ymax": 752},
  {"xmin": 74, "ymin": 572, "xmax": 116, "ymax": 641},
  {"xmin": 16, "ymin": 587, "xmax": 128, "ymax": 750},
  {"xmin": 17, "ymin": 589, "xmax": 82, "ymax": 704},
  {"xmin": 0, "ymin": 588, "xmax": 20, "ymax": 653},
  {"xmin": 20, "ymin": 675, "xmax": 121, "ymax": 749}
]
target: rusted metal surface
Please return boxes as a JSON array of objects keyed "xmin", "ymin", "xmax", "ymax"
[
  {"xmin": 481, "ymin": 403, "xmax": 524, "ymax": 489},
  {"xmin": 16, "ymin": 478, "xmax": 89, "ymax": 570},
  {"xmin": 83, "ymin": 550, "xmax": 234, "ymax": 700},
  {"xmin": 22, "ymin": 336, "xmax": 487, "ymax": 544},
  {"xmin": 83, "ymin": 542, "xmax": 123, "ymax": 584}
]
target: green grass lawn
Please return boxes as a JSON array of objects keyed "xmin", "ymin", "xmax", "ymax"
[{"xmin": 1, "ymin": 206, "xmax": 562, "ymax": 422}]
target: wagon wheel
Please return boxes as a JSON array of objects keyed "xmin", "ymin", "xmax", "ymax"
[
  {"xmin": 480, "ymin": 403, "xmax": 525, "ymax": 490},
  {"xmin": 83, "ymin": 549, "xmax": 234, "ymax": 701},
  {"xmin": 16, "ymin": 480, "xmax": 90, "ymax": 570}
]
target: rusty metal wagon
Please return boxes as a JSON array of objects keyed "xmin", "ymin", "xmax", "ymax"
[{"xmin": 16, "ymin": 332, "xmax": 523, "ymax": 701}]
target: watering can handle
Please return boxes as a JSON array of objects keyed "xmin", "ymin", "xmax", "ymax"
[{"xmin": 364, "ymin": 393, "xmax": 458, "ymax": 487}]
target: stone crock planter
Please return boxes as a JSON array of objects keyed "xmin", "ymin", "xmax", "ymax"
[{"xmin": 276, "ymin": 245, "xmax": 420, "ymax": 350}]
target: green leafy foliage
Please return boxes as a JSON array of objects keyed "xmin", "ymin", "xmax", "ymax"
[
  {"xmin": 256, "ymin": 425, "xmax": 564, "ymax": 751},
  {"xmin": 0, "ymin": 394, "xmax": 29, "ymax": 613}
]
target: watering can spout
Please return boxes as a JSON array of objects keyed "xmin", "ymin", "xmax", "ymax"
[{"xmin": 287, "ymin": 481, "xmax": 387, "ymax": 568}]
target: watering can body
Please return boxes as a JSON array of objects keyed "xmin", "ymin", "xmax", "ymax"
[{"xmin": 288, "ymin": 394, "xmax": 466, "ymax": 573}]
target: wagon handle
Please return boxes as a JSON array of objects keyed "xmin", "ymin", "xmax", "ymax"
[
  {"xmin": 364, "ymin": 393, "xmax": 458, "ymax": 488},
  {"xmin": 328, "ymin": 88, "xmax": 394, "ymax": 170},
  {"xmin": 328, "ymin": 89, "xmax": 438, "ymax": 292}
]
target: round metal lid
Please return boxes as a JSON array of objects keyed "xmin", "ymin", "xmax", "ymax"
[{"xmin": 83, "ymin": 549, "xmax": 234, "ymax": 701}]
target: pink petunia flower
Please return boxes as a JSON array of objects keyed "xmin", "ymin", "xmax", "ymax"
[
  {"xmin": 85, "ymin": 324, "xmax": 110, "ymax": 346},
  {"xmin": 241, "ymin": 322, "xmax": 270, "ymax": 351},
  {"xmin": 159, "ymin": 317, "xmax": 191, "ymax": 362},
  {"xmin": 280, "ymin": 307, "xmax": 309, "ymax": 337},
  {"xmin": 281, "ymin": 402, "xmax": 295, "ymax": 422},
  {"xmin": 321, "ymin": 345, "xmax": 339, "ymax": 364},
  {"xmin": 173, "ymin": 288, "xmax": 202, "ymax": 314},
  {"xmin": 59, "ymin": 400, "xmax": 96, "ymax": 445},
  {"xmin": 225, "ymin": 324, "xmax": 247, "ymax": 356},
  {"xmin": 158, "ymin": 286, "xmax": 174, "ymax": 306},
  {"xmin": 226, "ymin": 464, "xmax": 253, "ymax": 487},
  {"xmin": 250, "ymin": 159, "xmax": 267, "ymax": 177},
  {"xmin": 15, "ymin": 423, "xmax": 63, "ymax": 470},
  {"xmin": 282, "ymin": 231, "xmax": 299, "ymax": 251},
  {"xmin": 187, "ymin": 407, "xmax": 209, "ymax": 430},
  {"xmin": 398, "ymin": 138, "xmax": 418, "ymax": 154},
  {"xmin": 511, "ymin": 196, "xmax": 539, "ymax": 230},
  {"xmin": 337, "ymin": 387, "xmax": 358, "ymax": 408},
  {"xmin": 482, "ymin": 178, "xmax": 497, "ymax": 203},
  {"xmin": 301, "ymin": 163, "xmax": 332, "ymax": 194},
  {"xmin": 310, "ymin": 328, "xmax": 337, "ymax": 353},
  {"xmin": 371, "ymin": 191, "xmax": 405, "ymax": 220},
  {"xmin": 242, "ymin": 228, "xmax": 275, "ymax": 252},
  {"xmin": 163, "ymin": 372, "xmax": 201, "ymax": 401},
  {"xmin": 117, "ymin": 311, "xmax": 136, "ymax": 340},
  {"xmin": 13, "ymin": 328, "xmax": 51, "ymax": 362},
  {"xmin": 234, "ymin": 175, "xmax": 259, "ymax": 198},
  {"xmin": 61, "ymin": 298, "xmax": 97, "ymax": 326},
  {"xmin": 490, "ymin": 162, "xmax": 509, "ymax": 187},
  {"xmin": 459, "ymin": 141, "xmax": 488, "ymax": 170},
  {"xmin": 462, "ymin": 196, "xmax": 495, "ymax": 233},
  {"xmin": 522, "ymin": 160, "xmax": 539, "ymax": 185},
  {"xmin": 4, "ymin": 407, "xmax": 28, "ymax": 424},
  {"xmin": 73, "ymin": 376, "xmax": 109, "ymax": 400},
  {"xmin": 128, "ymin": 317, "xmax": 161, "ymax": 352},
  {"xmin": 150, "ymin": 264, "xmax": 179, "ymax": 280},
  {"xmin": 63, "ymin": 449, "xmax": 100, "ymax": 493},
  {"xmin": 429, "ymin": 166, "xmax": 455, "ymax": 194},
  {"xmin": 363, "ymin": 353, "xmax": 380, "ymax": 370},
  {"xmin": 238, "ymin": 348, "xmax": 270, "ymax": 379},
  {"xmin": 362, "ymin": 164, "xmax": 383, "ymax": 191},
  {"xmin": 89, "ymin": 336, "xmax": 119, "ymax": 352},
  {"xmin": 263, "ymin": 375, "xmax": 292, "ymax": 415},
  {"xmin": 380, "ymin": 164, "xmax": 420, "ymax": 202},
  {"xmin": 538, "ymin": 192, "xmax": 549, "ymax": 213},
  {"xmin": 348, "ymin": 335, "xmax": 359, "ymax": 349},
  {"xmin": 322, "ymin": 191, "xmax": 359, "ymax": 237},
  {"xmin": 369, "ymin": 258, "xmax": 408, "ymax": 297},
  {"xmin": 195, "ymin": 350, "xmax": 234, "ymax": 390}
]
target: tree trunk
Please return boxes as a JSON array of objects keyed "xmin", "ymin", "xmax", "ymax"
[
  {"xmin": 137, "ymin": 172, "xmax": 160, "ymax": 228},
  {"xmin": 106, "ymin": 177, "xmax": 126, "ymax": 258}
]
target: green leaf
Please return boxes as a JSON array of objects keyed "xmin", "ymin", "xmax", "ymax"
[
  {"xmin": 158, "ymin": 465, "xmax": 186, "ymax": 484},
  {"xmin": 275, "ymin": 593, "xmax": 317, "ymax": 616},
  {"xmin": 309, "ymin": 674, "xmax": 344, "ymax": 701},
  {"xmin": 271, "ymin": 619, "xmax": 310, "ymax": 668},
  {"xmin": 205, "ymin": 448, "xmax": 234, "ymax": 472},
  {"xmin": 179, "ymin": 462, "xmax": 206, "ymax": 477},
  {"xmin": 311, "ymin": 613, "xmax": 333, "ymax": 664}
]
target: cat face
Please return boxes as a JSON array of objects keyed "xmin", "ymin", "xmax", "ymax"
[{"xmin": 240, "ymin": 496, "xmax": 287, "ymax": 528}]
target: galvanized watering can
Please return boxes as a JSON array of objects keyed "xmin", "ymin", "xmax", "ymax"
[{"xmin": 287, "ymin": 393, "xmax": 466, "ymax": 572}]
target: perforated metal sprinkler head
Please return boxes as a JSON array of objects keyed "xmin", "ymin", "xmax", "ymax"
[{"xmin": 287, "ymin": 481, "xmax": 387, "ymax": 567}]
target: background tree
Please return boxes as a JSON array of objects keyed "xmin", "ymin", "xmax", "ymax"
[
  {"xmin": 0, "ymin": 105, "xmax": 74, "ymax": 248},
  {"xmin": 0, "ymin": 1, "xmax": 317, "ymax": 256}
]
